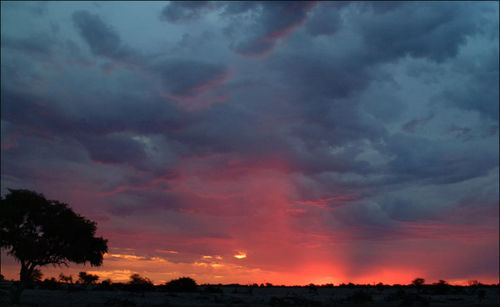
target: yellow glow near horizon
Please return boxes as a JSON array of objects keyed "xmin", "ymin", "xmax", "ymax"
[
  {"xmin": 234, "ymin": 252, "xmax": 247, "ymax": 259},
  {"xmin": 105, "ymin": 253, "xmax": 146, "ymax": 260},
  {"xmin": 155, "ymin": 249, "xmax": 178, "ymax": 254}
]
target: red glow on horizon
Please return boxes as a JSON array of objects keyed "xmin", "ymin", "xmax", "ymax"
[{"xmin": 2, "ymin": 148, "xmax": 497, "ymax": 288}]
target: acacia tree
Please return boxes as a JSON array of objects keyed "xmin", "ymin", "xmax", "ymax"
[
  {"xmin": 412, "ymin": 278, "xmax": 425, "ymax": 287},
  {"xmin": 78, "ymin": 271, "xmax": 99, "ymax": 285},
  {"xmin": 0, "ymin": 189, "xmax": 108, "ymax": 286}
]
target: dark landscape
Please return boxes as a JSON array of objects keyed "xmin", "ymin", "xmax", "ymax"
[{"xmin": 1, "ymin": 278, "xmax": 499, "ymax": 307}]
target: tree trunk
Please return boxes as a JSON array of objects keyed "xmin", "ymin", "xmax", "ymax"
[
  {"xmin": 20, "ymin": 261, "xmax": 29, "ymax": 285},
  {"xmin": 13, "ymin": 261, "xmax": 32, "ymax": 304}
]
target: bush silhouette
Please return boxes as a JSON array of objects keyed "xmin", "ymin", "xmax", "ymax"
[
  {"xmin": 0, "ymin": 189, "xmax": 108, "ymax": 287},
  {"xmin": 30, "ymin": 269, "xmax": 43, "ymax": 283},
  {"xmin": 78, "ymin": 271, "xmax": 99, "ymax": 285},
  {"xmin": 40, "ymin": 277, "xmax": 60, "ymax": 290},
  {"xmin": 431, "ymin": 279, "xmax": 450, "ymax": 295},
  {"xmin": 412, "ymin": 278, "xmax": 425, "ymax": 287},
  {"xmin": 127, "ymin": 273, "xmax": 153, "ymax": 292},
  {"xmin": 59, "ymin": 273, "xmax": 73, "ymax": 284},
  {"xmin": 99, "ymin": 278, "xmax": 113, "ymax": 291},
  {"xmin": 164, "ymin": 277, "xmax": 197, "ymax": 292}
]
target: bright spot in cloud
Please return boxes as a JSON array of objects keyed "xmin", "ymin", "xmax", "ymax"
[
  {"xmin": 234, "ymin": 252, "xmax": 247, "ymax": 259},
  {"xmin": 155, "ymin": 249, "xmax": 179, "ymax": 254},
  {"xmin": 105, "ymin": 253, "xmax": 146, "ymax": 260}
]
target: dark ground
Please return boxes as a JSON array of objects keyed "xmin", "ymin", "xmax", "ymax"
[{"xmin": 1, "ymin": 281, "xmax": 499, "ymax": 307}]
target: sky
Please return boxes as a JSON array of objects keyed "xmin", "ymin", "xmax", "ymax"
[{"xmin": 1, "ymin": 1, "xmax": 499, "ymax": 286}]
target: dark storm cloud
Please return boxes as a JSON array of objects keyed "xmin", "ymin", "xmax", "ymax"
[
  {"xmin": 107, "ymin": 189, "xmax": 183, "ymax": 216},
  {"xmin": 160, "ymin": 1, "xmax": 213, "ymax": 23},
  {"xmin": 155, "ymin": 60, "xmax": 228, "ymax": 98},
  {"xmin": 270, "ymin": 54, "xmax": 372, "ymax": 101},
  {"xmin": 1, "ymin": 34, "xmax": 54, "ymax": 57},
  {"xmin": 442, "ymin": 48, "xmax": 499, "ymax": 121},
  {"xmin": 221, "ymin": 1, "xmax": 316, "ymax": 56},
  {"xmin": 81, "ymin": 134, "xmax": 147, "ymax": 165},
  {"xmin": 3, "ymin": 1, "xmax": 496, "ymax": 185},
  {"xmin": 304, "ymin": 3, "xmax": 345, "ymax": 37},
  {"xmin": 72, "ymin": 10, "xmax": 137, "ymax": 61},
  {"xmin": 71, "ymin": 8, "xmax": 230, "ymax": 107},
  {"xmin": 1, "ymin": 1, "xmax": 48, "ymax": 16},
  {"xmin": 356, "ymin": 2, "xmax": 482, "ymax": 63},
  {"xmin": 401, "ymin": 114, "xmax": 433, "ymax": 133},
  {"xmin": 359, "ymin": 1, "xmax": 406, "ymax": 15},
  {"xmin": 384, "ymin": 133, "xmax": 498, "ymax": 185},
  {"xmin": 1, "ymin": 89, "xmax": 70, "ymax": 136},
  {"xmin": 106, "ymin": 187, "xmax": 248, "ymax": 217},
  {"xmin": 1, "ymin": 88, "xmax": 186, "ymax": 172},
  {"xmin": 72, "ymin": 10, "xmax": 120, "ymax": 57},
  {"xmin": 160, "ymin": 1, "xmax": 317, "ymax": 56}
]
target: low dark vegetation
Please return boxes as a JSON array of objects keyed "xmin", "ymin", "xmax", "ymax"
[
  {"xmin": 3, "ymin": 274, "xmax": 499, "ymax": 295},
  {"xmin": 127, "ymin": 273, "xmax": 154, "ymax": 292},
  {"xmin": 78, "ymin": 272, "xmax": 99, "ymax": 285},
  {"xmin": 160, "ymin": 277, "xmax": 198, "ymax": 292}
]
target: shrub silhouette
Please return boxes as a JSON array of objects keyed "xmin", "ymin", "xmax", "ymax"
[
  {"xmin": 58, "ymin": 273, "xmax": 73, "ymax": 284},
  {"xmin": 0, "ymin": 189, "xmax": 108, "ymax": 287},
  {"xmin": 40, "ymin": 277, "xmax": 60, "ymax": 290},
  {"xmin": 30, "ymin": 269, "xmax": 43, "ymax": 283},
  {"xmin": 467, "ymin": 279, "xmax": 480, "ymax": 287},
  {"xmin": 127, "ymin": 273, "xmax": 153, "ymax": 292},
  {"xmin": 431, "ymin": 279, "xmax": 450, "ymax": 295},
  {"xmin": 78, "ymin": 271, "xmax": 99, "ymax": 285},
  {"xmin": 99, "ymin": 278, "xmax": 113, "ymax": 291},
  {"xmin": 412, "ymin": 278, "xmax": 425, "ymax": 287},
  {"xmin": 164, "ymin": 277, "xmax": 197, "ymax": 292}
]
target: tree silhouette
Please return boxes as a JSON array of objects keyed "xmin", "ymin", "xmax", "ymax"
[
  {"xmin": 164, "ymin": 277, "xmax": 198, "ymax": 292},
  {"xmin": 129, "ymin": 273, "xmax": 153, "ymax": 286},
  {"xmin": 78, "ymin": 271, "xmax": 99, "ymax": 285},
  {"xmin": 0, "ymin": 189, "xmax": 108, "ymax": 286},
  {"xmin": 412, "ymin": 278, "xmax": 425, "ymax": 287},
  {"xmin": 128, "ymin": 273, "xmax": 153, "ymax": 294},
  {"xmin": 58, "ymin": 273, "xmax": 73, "ymax": 284}
]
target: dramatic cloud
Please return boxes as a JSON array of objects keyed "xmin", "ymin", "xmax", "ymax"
[
  {"xmin": 221, "ymin": 1, "xmax": 317, "ymax": 56},
  {"xmin": 1, "ymin": 1, "xmax": 498, "ymax": 285},
  {"xmin": 160, "ymin": 1, "xmax": 214, "ymax": 24},
  {"xmin": 160, "ymin": 1, "xmax": 317, "ymax": 57},
  {"xmin": 356, "ymin": 2, "xmax": 482, "ymax": 63}
]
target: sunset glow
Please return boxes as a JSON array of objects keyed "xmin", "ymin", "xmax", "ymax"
[
  {"xmin": 234, "ymin": 252, "xmax": 247, "ymax": 260},
  {"xmin": 1, "ymin": 1, "xmax": 498, "ymax": 287}
]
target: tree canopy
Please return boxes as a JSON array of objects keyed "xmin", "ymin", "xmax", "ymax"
[
  {"xmin": 0, "ymin": 189, "xmax": 108, "ymax": 284},
  {"xmin": 164, "ymin": 277, "xmax": 198, "ymax": 292},
  {"xmin": 78, "ymin": 271, "xmax": 99, "ymax": 285}
]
